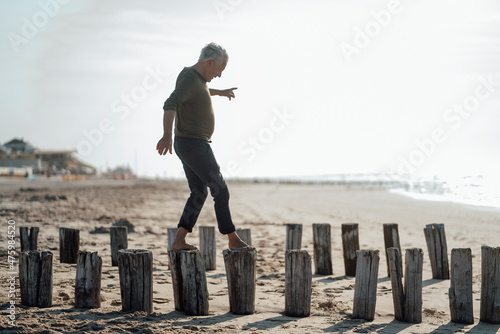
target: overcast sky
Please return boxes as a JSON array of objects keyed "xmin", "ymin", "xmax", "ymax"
[{"xmin": 1, "ymin": 0, "xmax": 499, "ymax": 180}]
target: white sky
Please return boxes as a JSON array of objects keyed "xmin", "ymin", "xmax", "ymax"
[{"xmin": 1, "ymin": 0, "xmax": 499, "ymax": 180}]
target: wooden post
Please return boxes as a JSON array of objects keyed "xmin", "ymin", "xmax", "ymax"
[
  {"xmin": 449, "ymin": 248, "xmax": 473, "ymax": 324},
  {"xmin": 20, "ymin": 251, "xmax": 40, "ymax": 307},
  {"xmin": 199, "ymin": 226, "xmax": 216, "ymax": 270},
  {"xmin": 38, "ymin": 251, "xmax": 53, "ymax": 308},
  {"xmin": 168, "ymin": 251, "xmax": 184, "ymax": 311},
  {"xmin": 20, "ymin": 227, "xmax": 39, "ymax": 252},
  {"xmin": 312, "ymin": 224, "xmax": 332, "ymax": 275},
  {"xmin": 167, "ymin": 228, "xmax": 178, "ymax": 251},
  {"xmin": 110, "ymin": 226, "xmax": 128, "ymax": 266},
  {"xmin": 423, "ymin": 224, "xmax": 450, "ymax": 279},
  {"xmin": 236, "ymin": 228, "xmax": 252, "ymax": 246},
  {"xmin": 404, "ymin": 248, "xmax": 423, "ymax": 323},
  {"xmin": 352, "ymin": 250, "xmax": 380, "ymax": 321},
  {"xmin": 117, "ymin": 249, "xmax": 153, "ymax": 313},
  {"xmin": 75, "ymin": 251, "xmax": 102, "ymax": 309},
  {"xmin": 342, "ymin": 223, "xmax": 360, "ymax": 276},
  {"xmin": 168, "ymin": 250, "xmax": 209, "ymax": 315},
  {"xmin": 59, "ymin": 228, "xmax": 79, "ymax": 264},
  {"xmin": 19, "ymin": 250, "xmax": 53, "ymax": 307},
  {"xmin": 383, "ymin": 223, "xmax": 401, "ymax": 277},
  {"xmin": 480, "ymin": 246, "xmax": 500, "ymax": 324},
  {"xmin": 285, "ymin": 250, "xmax": 312, "ymax": 317},
  {"xmin": 286, "ymin": 224, "xmax": 303, "ymax": 250},
  {"xmin": 223, "ymin": 249, "xmax": 256, "ymax": 315},
  {"xmin": 387, "ymin": 247, "xmax": 405, "ymax": 321}
]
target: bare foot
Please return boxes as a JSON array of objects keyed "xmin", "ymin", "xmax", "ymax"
[
  {"xmin": 228, "ymin": 238, "xmax": 256, "ymax": 251},
  {"xmin": 171, "ymin": 241, "xmax": 198, "ymax": 252},
  {"xmin": 170, "ymin": 227, "xmax": 197, "ymax": 252}
]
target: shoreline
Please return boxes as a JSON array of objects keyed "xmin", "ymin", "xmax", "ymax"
[{"xmin": 391, "ymin": 188, "xmax": 500, "ymax": 211}]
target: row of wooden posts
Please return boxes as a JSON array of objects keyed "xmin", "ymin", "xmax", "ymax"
[
  {"xmin": 17, "ymin": 224, "xmax": 500, "ymax": 324},
  {"xmin": 17, "ymin": 226, "xmax": 258, "ymax": 315}
]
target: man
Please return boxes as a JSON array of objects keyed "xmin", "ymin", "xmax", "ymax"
[{"xmin": 157, "ymin": 43, "xmax": 253, "ymax": 252}]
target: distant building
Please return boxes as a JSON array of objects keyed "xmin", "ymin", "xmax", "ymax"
[
  {"xmin": 0, "ymin": 138, "xmax": 96, "ymax": 176},
  {"xmin": 2, "ymin": 138, "xmax": 37, "ymax": 154},
  {"xmin": 107, "ymin": 165, "xmax": 136, "ymax": 180}
]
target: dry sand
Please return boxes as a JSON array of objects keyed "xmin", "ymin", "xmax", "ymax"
[{"xmin": 0, "ymin": 177, "xmax": 499, "ymax": 333}]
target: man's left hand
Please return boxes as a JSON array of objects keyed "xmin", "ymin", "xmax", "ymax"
[{"xmin": 219, "ymin": 87, "xmax": 238, "ymax": 100}]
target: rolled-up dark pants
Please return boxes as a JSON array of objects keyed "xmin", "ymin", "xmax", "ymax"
[{"xmin": 174, "ymin": 136, "xmax": 236, "ymax": 235}]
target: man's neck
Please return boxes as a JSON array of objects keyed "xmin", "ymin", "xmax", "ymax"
[{"xmin": 191, "ymin": 61, "xmax": 207, "ymax": 81}]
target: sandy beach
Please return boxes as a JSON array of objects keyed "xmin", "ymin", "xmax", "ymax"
[{"xmin": 0, "ymin": 177, "xmax": 499, "ymax": 333}]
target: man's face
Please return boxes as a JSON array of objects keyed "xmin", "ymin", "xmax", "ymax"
[{"xmin": 206, "ymin": 59, "xmax": 227, "ymax": 82}]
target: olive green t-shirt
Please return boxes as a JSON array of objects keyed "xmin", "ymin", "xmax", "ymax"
[{"xmin": 163, "ymin": 67, "xmax": 214, "ymax": 141}]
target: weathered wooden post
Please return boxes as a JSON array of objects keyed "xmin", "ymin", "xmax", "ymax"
[
  {"xmin": 19, "ymin": 250, "xmax": 53, "ymax": 307},
  {"xmin": 480, "ymin": 246, "xmax": 500, "ymax": 324},
  {"xmin": 223, "ymin": 249, "xmax": 256, "ymax": 315},
  {"xmin": 312, "ymin": 224, "xmax": 332, "ymax": 275},
  {"xmin": 286, "ymin": 224, "xmax": 303, "ymax": 250},
  {"xmin": 169, "ymin": 251, "xmax": 183, "ymax": 312},
  {"xmin": 387, "ymin": 247, "xmax": 405, "ymax": 321},
  {"xmin": 236, "ymin": 228, "xmax": 252, "ymax": 246},
  {"xmin": 285, "ymin": 250, "xmax": 311, "ymax": 317},
  {"xmin": 423, "ymin": 224, "xmax": 450, "ymax": 279},
  {"xmin": 199, "ymin": 226, "xmax": 216, "ymax": 270},
  {"xmin": 342, "ymin": 223, "xmax": 360, "ymax": 276},
  {"xmin": 168, "ymin": 249, "xmax": 209, "ymax": 315},
  {"xmin": 352, "ymin": 250, "xmax": 380, "ymax": 321},
  {"xmin": 20, "ymin": 226, "xmax": 39, "ymax": 252},
  {"xmin": 388, "ymin": 248, "xmax": 424, "ymax": 323},
  {"xmin": 167, "ymin": 228, "xmax": 178, "ymax": 250},
  {"xmin": 449, "ymin": 248, "xmax": 473, "ymax": 324},
  {"xmin": 59, "ymin": 228, "xmax": 79, "ymax": 263},
  {"xmin": 404, "ymin": 248, "xmax": 423, "ymax": 323},
  {"xmin": 117, "ymin": 249, "xmax": 153, "ymax": 313},
  {"xmin": 383, "ymin": 223, "xmax": 401, "ymax": 277},
  {"xmin": 110, "ymin": 226, "xmax": 128, "ymax": 266},
  {"xmin": 75, "ymin": 251, "xmax": 102, "ymax": 308}
]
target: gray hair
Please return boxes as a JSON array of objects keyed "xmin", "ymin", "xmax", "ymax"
[{"xmin": 199, "ymin": 42, "xmax": 228, "ymax": 65}]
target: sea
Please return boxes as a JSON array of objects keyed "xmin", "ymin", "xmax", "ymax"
[
  {"xmin": 235, "ymin": 173, "xmax": 500, "ymax": 210},
  {"xmin": 391, "ymin": 175, "xmax": 500, "ymax": 210}
]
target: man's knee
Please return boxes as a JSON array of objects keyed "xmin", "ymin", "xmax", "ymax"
[
  {"xmin": 207, "ymin": 171, "xmax": 228, "ymax": 197},
  {"xmin": 208, "ymin": 170, "xmax": 226, "ymax": 188},
  {"xmin": 211, "ymin": 183, "xmax": 229, "ymax": 203},
  {"xmin": 191, "ymin": 187, "xmax": 208, "ymax": 207}
]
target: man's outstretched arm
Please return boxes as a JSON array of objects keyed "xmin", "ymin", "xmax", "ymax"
[
  {"xmin": 209, "ymin": 87, "xmax": 238, "ymax": 100},
  {"xmin": 156, "ymin": 109, "xmax": 176, "ymax": 155}
]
